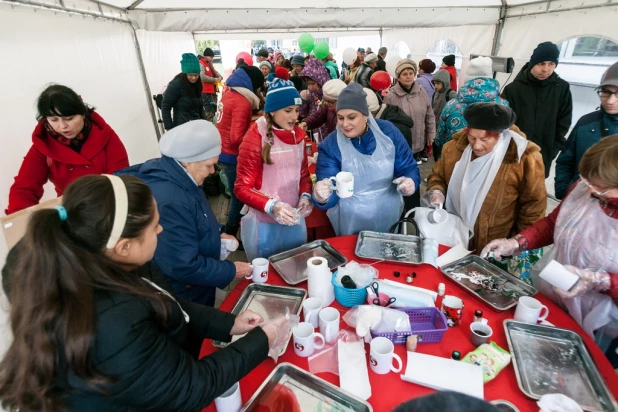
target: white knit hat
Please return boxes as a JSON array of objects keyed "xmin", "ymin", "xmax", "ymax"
[
  {"xmin": 465, "ymin": 56, "xmax": 493, "ymax": 81},
  {"xmin": 364, "ymin": 53, "xmax": 378, "ymax": 64},
  {"xmin": 364, "ymin": 88, "xmax": 380, "ymax": 113},
  {"xmin": 160, "ymin": 120, "xmax": 222, "ymax": 163},
  {"xmin": 322, "ymin": 79, "xmax": 347, "ymax": 101}
]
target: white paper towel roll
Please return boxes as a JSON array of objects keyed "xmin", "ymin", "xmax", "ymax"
[{"xmin": 307, "ymin": 257, "xmax": 335, "ymax": 306}]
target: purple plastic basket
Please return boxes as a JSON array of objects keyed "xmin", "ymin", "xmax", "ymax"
[{"xmin": 370, "ymin": 307, "xmax": 448, "ymax": 344}]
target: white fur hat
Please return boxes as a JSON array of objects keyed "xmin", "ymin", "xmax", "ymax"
[{"xmin": 465, "ymin": 56, "xmax": 493, "ymax": 82}]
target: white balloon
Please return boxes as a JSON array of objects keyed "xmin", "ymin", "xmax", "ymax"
[
  {"xmin": 386, "ymin": 55, "xmax": 401, "ymax": 78},
  {"xmin": 342, "ymin": 48, "xmax": 357, "ymax": 65}
]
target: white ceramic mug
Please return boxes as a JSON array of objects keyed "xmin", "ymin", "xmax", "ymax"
[
  {"xmin": 293, "ymin": 322, "xmax": 326, "ymax": 357},
  {"xmin": 214, "ymin": 382, "xmax": 241, "ymax": 412},
  {"xmin": 245, "ymin": 257, "xmax": 268, "ymax": 283},
  {"xmin": 329, "ymin": 171, "xmax": 354, "ymax": 199},
  {"xmin": 428, "ymin": 207, "xmax": 448, "ymax": 224},
  {"xmin": 514, "ymin": 296, "xmax": 549, "ymax": 324},
  {"xmin": 470, "ymin": 319, "xmax": 493, "ymax": 347},
  {"xmin": 369, "ymin": 337, "xmax": 403, "ymax": 375},
  {"xmin": 303, "ymin": 297, "xmax": 323, "ymax": 328},
  {"xmin": 318, "ymin": 307, "xmax": 340, "ymax": 344}
]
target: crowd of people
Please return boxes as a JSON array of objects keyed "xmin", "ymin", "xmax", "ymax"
[{"xmin": 0, "ymin": 39, "xmax": 617, "ymax": 410}]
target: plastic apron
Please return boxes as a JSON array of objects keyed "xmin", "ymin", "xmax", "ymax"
[
  {"xmin": 534, "ymin": 181, "xmax": 618, "ymax": 345},
  {"xmin": 241, "ymin": 117, "xmax": 307, "ymax": 261},
  {"xmin": 327, "ymin": 115, "xmax": 403, "ymax": 236}
]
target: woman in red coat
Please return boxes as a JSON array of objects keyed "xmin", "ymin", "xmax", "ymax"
[
  {"xmin": 6, "ymin": 85, "xmax": 129, "ymax": 215},
  {"xmin": 235, "ymin": 74, "xmax": 313, "ymax": 261}
]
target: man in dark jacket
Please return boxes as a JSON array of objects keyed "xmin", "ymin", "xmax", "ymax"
[
  {"xmin": 502, "ymin": 42, "xmax": 573, "ymax": 177},
  {"xmin": 554, "ymin": 62, "xmax": 618, "ymax": 199},
  {"xmin": 376, "ymin": 47, "xmax": 387, "ymax": 72}
]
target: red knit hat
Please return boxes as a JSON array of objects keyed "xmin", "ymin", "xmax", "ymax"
[{"xmin": 275, "ymin": 67, "xmax": 290, "ymax": 81}]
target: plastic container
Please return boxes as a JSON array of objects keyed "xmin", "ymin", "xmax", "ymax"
[
  {"xmin": 370, "ymin": 307, "xmax": 448, "ymax": 344},
  {"xmin": 332, "ymin": 271, "xmax": 368, "ymax": 307},
  {"xmin": 366, "ymin": 292, "xmax": 391, "ymax": 306}
]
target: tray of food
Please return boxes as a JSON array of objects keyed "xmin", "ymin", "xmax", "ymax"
[
  {"xmin": 212, "ymin": 284, "xmax": 306, "ymax": 355},
  {"xmin": 355, "ymin": 231, "xmax": 423, "ymax": 265},
  {"xmin": 440, "ymin": 255, "xmax": 537, "ymax": 311},
  {"xmin": 269, "ymin": 240, "xmax": 347, "ymax": 285},
  {"xmin": 504, "ymin": 320, "xmax": 617, "ymax": 412},
  {"xmin": 240, "ymin": 362, "xmax": 373, "ymax": 411}
]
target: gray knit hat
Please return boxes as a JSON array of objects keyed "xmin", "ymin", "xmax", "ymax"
[
  {"xmin": 336, "ymin": 82, "xmax": 369, "ymax": 116},
  {"xmin": 364, "ymin": 53, "xmax": 378, "ymax": 64},
  {"xmin": 290, "ymin": 54, "xmax": 305, "ymax": 66},
  {"xmin": 160, "ymin": 120, "xmax": 222, "ymax": 163}
]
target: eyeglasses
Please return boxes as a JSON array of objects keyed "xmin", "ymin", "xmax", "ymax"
[
  {"xmin": 581, "ymin": 178, "xmax": 612, "ymax": 196},
  {"xmin": 597, "ymin": 89, "xmax": 618, "ymax": 99}
]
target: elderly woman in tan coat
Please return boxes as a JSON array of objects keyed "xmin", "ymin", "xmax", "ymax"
[
  {"xmin": 384, "ymin": 58, "xmax": 436, "ymax": 164},
  {"xmin": 426, "ymin": 102, "xmax": 547, "ymax": 253}
]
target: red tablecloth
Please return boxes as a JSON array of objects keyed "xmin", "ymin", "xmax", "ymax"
[{"xmin": 200, "ymin": 235, "xmax": 618, "ymax": 412}]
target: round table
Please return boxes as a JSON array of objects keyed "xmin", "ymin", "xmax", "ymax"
[{"xmin": 200, "ymin": 235, "xmax": 618, "ymax": 412}]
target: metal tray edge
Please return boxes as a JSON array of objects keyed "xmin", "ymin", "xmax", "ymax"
[
  {"xmin": 354, "ymin": 230, "xmax": 424, "ymax": 266},
  {"xmin": 239, "ymin": 362, "xmax": 373, "ymax": 412},
  {"xmin": 503, "ymin": 320, "xmax": 618, "ymax": 412},
  {"xmin": 212, "ymin": 284, "xmax": 307, "ymax": 349}
]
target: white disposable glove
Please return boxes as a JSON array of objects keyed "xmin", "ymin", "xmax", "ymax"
[
  {"xmin": 269, "ymin": 201, "xmax": 300, "ymax": 226},
  {"xmin": 219, "ymin": 237, "xmax": 239, "ymax": 260},
  {"xmin": 313, "ymin": 178, "xmax": 333, "ymax": 203},
  {"xmin": 261, "ymin": 312, "xmax": 300, "ymax": 362},
  {"xmin": 300, "ymin": 90, "xmax": 311, "ymax": 101},
  {"xmin": 480, "ymin": 238, "xmax": 520, "ymax": 261},
  {"xmin": 393, "ymin": 177, "xmax": 416, "ymax": 196},
  {"xmin": 427, "ymin": 190, "xmax": 445, "ymax": 209},
  {"xmin": 554, "ymin": 266, "xmax": 611, "ymax": 299},
  {"xmin": 297, "ymin": 195, "xmax": 314, "ymax": 218}
]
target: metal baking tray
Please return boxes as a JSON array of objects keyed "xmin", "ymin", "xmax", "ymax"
[
  {"xmin": 504, "ymin": 320, "xmax": 618, "ymax": 412},
  {"xmin": 240, "ymin": 363, "xmax": 373, "ymax": 412},
  {"xmin": 440, "ymin": 255, "xmax": 537, "ymax": 311},
  {"xmin": 491, "ymin": 400, "xmax": 520, "ymax": 412},
  {"xmin": 355, "ymin": 231, "xmax": 423, "ymax": 265},
  {"xmin": 269, "ymin": 240, "xmax": 347, "ymax": 285},
  {"xmin": 213, "ymin": 284, "xmax": 306, "ymax": 355}
]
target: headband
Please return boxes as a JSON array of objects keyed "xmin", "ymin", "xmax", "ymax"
[{"xmin": 104, "ymin": 175, "xmax": 129, "ymax": 249}]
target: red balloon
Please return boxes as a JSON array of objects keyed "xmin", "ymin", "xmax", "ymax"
[
  {"xmin": 370, "ymin": 71, "xmax": 392, "ymax": 91},
  {"xmin": 235, "ymin": 51, "xmax": 253, "ymax": 66}
]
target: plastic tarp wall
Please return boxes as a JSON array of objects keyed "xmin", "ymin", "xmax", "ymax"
[
  {"xmin": 135, "ymin": 30, "xmax": 196, "ymax": 96},
  {"xmin": 382, "ymin": 25, "xmax": 496, "ymax": 89},
  {"xmin": 0, "ymin": 6, "xmax": 161, "ymax": 262}
]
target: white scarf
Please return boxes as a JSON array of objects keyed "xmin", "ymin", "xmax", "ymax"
[{"xmin": 445, "ymin": 129, "xmax": 528, "ymax": 232}]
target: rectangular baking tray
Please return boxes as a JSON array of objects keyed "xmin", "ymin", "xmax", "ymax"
[
  {"xmin": 504, "ymin": 320, "xmax": 618, "ymax": 412},
  {"xmin": 354, "ymin": 231, "xmax": 423, "ymax": 265},
  {"xmin": 240, "ymin": 362, "xmax": 373, "ymax": 412},
  {"xmin": 440, "ymin": 255, "xmax": 537, "ymax": 311},
  {"xmin": 213, "ymin": 284, "xmax": 306, "ymax": 355},
  {"xmin": 269, "ymin": 240, "xmax": 348, "ymax": 285}
]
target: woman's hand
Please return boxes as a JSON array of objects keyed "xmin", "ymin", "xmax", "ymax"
[
  {"xmin": 300, "ymin": 90, "xmax": 311, "ymax": 101},
  {"xmin": 230, "ymin": 310, "xmax": 264, "ymax": 335},
  {"xmin": 554, "ymin": 266, "xmax": 611, "ymax": 299},
  {"xmin": 270, "ymin": 202, "xmax": 299, "ymax": 226},
  {"xmin": 427, "ymin": 190, "xmax": 445, "ymax": 208},
  {"xmin": 313, "ymin": 178, "xmax": 333, "ymax": 203},
  {"xmin": 297, "ymin": 196, "xmax": 313, "ymax": 217},
  {"xmin": 481, "ymin": 238, "xmax": 520, "ymax": 261},
  {"xmin": 393, "ymin": 177, "xmax": 416, "ymax": 195}
]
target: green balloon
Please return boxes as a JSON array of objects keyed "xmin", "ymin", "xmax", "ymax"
[
  {"xmin": 313, "ymin": 41, "xmax": 330, "ymax": 60},
  {"xmin": 298, "ymin": 33, "xmax": 315, "ymax": 53}
]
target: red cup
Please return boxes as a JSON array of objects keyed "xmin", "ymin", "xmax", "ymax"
[{"xmin": 442, "ymin": 295, "xmax": 464, "ymax": 327}]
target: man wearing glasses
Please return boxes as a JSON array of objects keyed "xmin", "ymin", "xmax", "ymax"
[
  {"xmin": 555, "ymin": 62, "xmax": 618, "ymax": 199},
  {"xmin": 502, "ymin": 41, "xmax": 573, "ymax": 178}
]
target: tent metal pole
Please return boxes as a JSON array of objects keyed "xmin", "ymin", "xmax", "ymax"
[
  {"xmin": 491, "ymin": 0, "xmax": 507, "ymax": 55},
  {"xmin": 379, "ymin": 28, "xmax": 383, "ymax": 47},
  {"xmin": 506, "ymin": 1, "xmax": 618, "ymax": 18},
  {"xmin": 3, "ymin": 0, "xmax": 129, "ymax": 23},
  {"xmin": 128, "ymin": 0, "xmax": 146, "ymax": 10},
  {"xmin": 130, "ymin": 27, "xmax": 161, "ymax": 141}
]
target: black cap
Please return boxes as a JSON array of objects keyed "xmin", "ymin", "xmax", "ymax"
[
  {"xmin": 451, "ymin": 351, "xmax": 461, "ymax": 361},
  {"xmin": 394, "ymin": 271, "xmax": 401, "ymax": 277},
  {"xmin": 240, "ymin": 66, "xmax": 265, "ymax": 91},
  {"xmin": 357, "ymin": 47, "xmax": 366, "ymax": 53},
  {"xmin": 203, "ymin": 47, "xmax": 214, "ymax": 57},
  {"xmin": 257, "ymin": 48, "xmax": 269, "ymax": 58},
  {"xmin": 463, "ymin": 102, "xmax": 516, "ymax": 132},
  {"xmin": 443, "ymin": 54, "xmax": 456, "ymax": 66}
]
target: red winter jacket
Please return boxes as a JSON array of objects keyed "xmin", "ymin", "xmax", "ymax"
[
  {"xmin": 6, "ymin": 111, "xmax": 129, "ymax": 215},
  {"xmin": 444, "ymin": 66, "xmax": 458, "ymax": 91},
  {"xmin": 235, "ymin": 121, "xmax": 312, "ymax": 212},
  {"xmin": 216, "ymin": 87, "xmax": 259, "ymax": 164}
]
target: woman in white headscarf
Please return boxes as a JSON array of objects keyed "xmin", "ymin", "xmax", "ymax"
[{"xmin": 426, "ymin": 102, "xmax": 547, "ymax": 253}]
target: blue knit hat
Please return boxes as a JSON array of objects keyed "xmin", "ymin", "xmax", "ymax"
[
  {"xmin": 264, "ymin": 78, "xmax": 302, "ymax": 113},
  {"xmin": 180, "ymin": 53, "xmax": 200, "ymax": 74}
]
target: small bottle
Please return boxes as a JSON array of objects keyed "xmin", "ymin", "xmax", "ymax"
[
  {"xmin": 451, "ymin": 351, "xmax": 461, "ymax": 361},
  {"xmin": 474, "ymin": 309, "xmax": 483, "ymax": 323},
  {"xmin": 435, "ymin": 283, "xmax": 445, "ymax": 309},
  {"xmin": 406, "ymin": 275, "xmax": 412, "ymax": 284}
]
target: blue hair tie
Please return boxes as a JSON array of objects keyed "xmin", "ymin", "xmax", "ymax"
[{"xmin": 55, "ymin": 206, "xmax": 68, "ymax": 221}]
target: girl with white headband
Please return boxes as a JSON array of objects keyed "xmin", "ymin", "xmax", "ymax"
[{"xmin": 0, "ymin": 174, "xmax": 294, "ymax": 411}]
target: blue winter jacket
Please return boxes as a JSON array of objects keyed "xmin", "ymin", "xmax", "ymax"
[
  {"xmin": 314, "ymin": 119, "xmax": 420, "ymax": 210},
  {"xmin": 117, "ymin": 156, "xmax": 235, "ymax": 306},
  {"xmin": 435, "ymin": 77, "xmax": 509, "ymax": 147},
  {"xmin": 416, "ymin": 73, "xmax": 435, "ymax": 102},
  {"xmin": 554, "ymin": 109, "xmax": 618, "ymax": 199}
]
